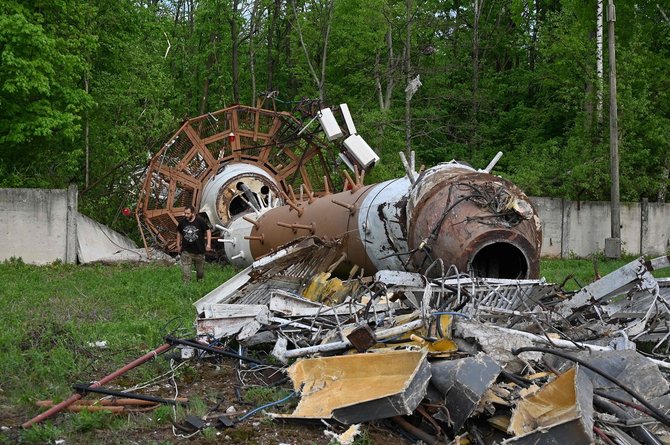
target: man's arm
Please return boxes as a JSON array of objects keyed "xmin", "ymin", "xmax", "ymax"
[
  {"xmin": 206, "ymin": 228, "xmax": 212, "ymax": 251},
  {"xmin": 176, "ymin": 232, "xmax": 182, "ymax": 252}
]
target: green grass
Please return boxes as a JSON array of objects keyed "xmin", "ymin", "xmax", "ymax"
[
  {"xmin": 540, "ymin": 255, "xmax": 670, "ymax": 290},
  {"xmin": 0, "ymin": 259, "xmax": 236, "ymax": 406},
  {"xmin": 1, "ymin": 256, "xmax": 669, "ymax": 442}
]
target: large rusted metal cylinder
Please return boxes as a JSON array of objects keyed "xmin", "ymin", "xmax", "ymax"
[
  {"xmin": 247, "ymin": 185, "xmax": 377, "ymax": 273},
  {"xmin": 222, "ymin": 162, "xmax": 541, "ymax": 279},
  {"xmin": 405, "ymin": 164, "xmax": 541, "ymax": 278}
]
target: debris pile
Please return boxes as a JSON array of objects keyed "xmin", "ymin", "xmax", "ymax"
[{"xmin": 189, "ymin": 245, "xmax": 670, "ymax": 444}]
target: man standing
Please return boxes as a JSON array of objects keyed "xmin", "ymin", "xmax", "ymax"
[{"xmin": 176, "ymin": 205, "xmax": 212, "ymax": 283}]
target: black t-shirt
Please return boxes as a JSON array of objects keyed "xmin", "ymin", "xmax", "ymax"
[{"xmin": 177, "ymin": 216, "xmax": 209, "ymax": 254}]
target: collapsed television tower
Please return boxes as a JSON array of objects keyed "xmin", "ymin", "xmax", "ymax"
[{"xmin": 137, "ymin": 103, "xmax": 541, "ymax": 279}]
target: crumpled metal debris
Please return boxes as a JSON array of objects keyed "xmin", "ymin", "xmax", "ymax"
[{"xmin": 190, "ymin": 250, "xmax": 670, "ymax": 444}]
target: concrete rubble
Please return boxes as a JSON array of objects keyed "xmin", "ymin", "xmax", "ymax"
[{"xmin": 182, "ymin": 243, "xmax": 670, "ymax": 444}]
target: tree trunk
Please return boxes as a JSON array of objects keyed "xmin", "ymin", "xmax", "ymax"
[
  {"xmin": 375, "ymin": 23, "xmax": 397, "ymax": 112},
  {"xmin": 529, "ymin": 0, "xmax": 538, "ymax": 71},
  {"xmin": 84, "ymin": 74, "xmax": 90, "ymax": 189},
  {"xmin": 199, "ymin": 46, "xmax": 215, "ymax": 115},
  {"xmin": 384, "ymin": 26, "xmax": 395, "ymax": 110},
  {"xmin": 230, "ymin": 0, "xmax": 240, "ymax": 103},
  {"xmin": 267, "ymin": 0, "xmax": 281, "ymax": 91},
  {"xmin": 375, "ymin": 50, "xmax": 384, "ymax": 110},
  {"xmin": 318, "ymin": 0, "xmax": 335, "ymax": 103},
  {"xmin": 249, "ymin": 0, "xmax": 261, "ymax": 105},
  {"xmin": 291, "ymin": 0, "xmax": 334, "ymax": 103},
  {"xmin": 470, "ymin": 0, "xmax": 482, "ymax": 157}
]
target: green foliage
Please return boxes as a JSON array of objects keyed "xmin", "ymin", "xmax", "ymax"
[
  {"xmin": 200, "ymin": 426, "xmax": 219, "ymax": 442},
  {"xmin": 244, "ymin": 386, "xmax": 293, "ymax": 406},
  {"xmin": 70, "ymin": 409, "xmax": 122, "ymax": 433},
  {"xmin": 1, "ymin": 0, "xmax": 670, "ymax": 209},
  {"xmin": 18, "ymin": 422, "xmax": 65, "ymax": 444}
]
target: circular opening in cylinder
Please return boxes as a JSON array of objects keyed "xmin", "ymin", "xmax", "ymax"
[
  {"xmin": 228, "ymin": 195, "xmax": 249, "ymax": 216},
  {"xmin": 469, "ymin": 242, "xmax": 529, "ymax": 279}
]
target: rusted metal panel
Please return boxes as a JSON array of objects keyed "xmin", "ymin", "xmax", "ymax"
[{"xmin": 248, "ymin": 185, "xmax": 376, "ymax": 274}]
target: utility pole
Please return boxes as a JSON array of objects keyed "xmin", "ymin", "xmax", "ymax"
[
  {"xmin": 404, "ymin": 0, "xmax": 412, "ymax": 158},
  {"xmin": 605, "ymin": 0, "xmax": 621, "ymax": 258}
]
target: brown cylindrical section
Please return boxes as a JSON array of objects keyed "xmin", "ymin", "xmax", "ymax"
[
  {"xmin": 250, "ymin": 185, "xmax": 376, "ymax": 273},
  {"xmin": 407, "ymin": 167, "xmax": 541, "ymax": 279}
]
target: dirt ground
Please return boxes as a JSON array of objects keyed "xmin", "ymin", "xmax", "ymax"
[{"xmin": 1, "ymin": 356, "xmax": 413, "ymax": 445}]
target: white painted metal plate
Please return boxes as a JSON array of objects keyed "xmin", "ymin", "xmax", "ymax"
[
  {"xmin": 343, "ymin": 134, "xmax": 379, "ymax": 168},
  {"xmin": 318, "ymin": 108, "xmax": 344, "ymax": 140}
]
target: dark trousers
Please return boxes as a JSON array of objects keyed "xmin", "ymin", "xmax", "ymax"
[{"xmin": 181, "ymin": 251, "xmax": 205, "ymax": 282}]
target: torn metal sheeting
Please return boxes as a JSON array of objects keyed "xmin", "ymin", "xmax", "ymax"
[
  {"xmin": 194, "ymin": 238, "xmax": 344, "ymax": 313},
  {"xmin": 603, "ymin": 278, "xmax": 670, "ymax": 319},
  {"xmin": 506, "ymin": 366, "xmax": 594, "ymax": 444},
  {"xmin": 557, "ymin": 256, "xmax": 663, "ymax": 318},
  {"xmin": 546, "ymin": 349, "xmax": 669, "ymax": 402},
  {"xmin": 430, "ymin": 353, "xmax": 501, "ymax": 432},
  {"xmin": 373, "ymin": 270, "xmax": 428, "ymax": 288},
  {"xmin": 452, "ymin": 319, "xmax": 670, "ymax": 371},
  {"xmin": 279, "ymin": 350, "xmax": 430, "ymax": 424},
  {"xmin": 453, "ymin": 320, "xmax": 545, "ymax": 366},
  {"xmin": 276, "ymin": 318, "xmax": 426, "ymax": 362},
  {"xmin": 196, "ymin": 304, "xmax": 269, "ymax": 339},
  {"xmin": 269, "ymin": 291, "xmax": 364, "ymax": 317},
  {"xmin": 503, "ymin": 418, "xmax": 596, "ymax": 445}
]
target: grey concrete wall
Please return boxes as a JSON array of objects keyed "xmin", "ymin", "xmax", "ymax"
[
  {"xmin": 532, "ymin": 197, "xmax": 563, "ymax": 258},
  {"xmin": 643, "ymin": 201, "xmax": 670, "ymax": 254},
  {"xmin": 1, "ymin": 188, "xmax": 668, "ymax": 263},
  {"xmin": 531, "ymin": 197, "xmax": 669, "ymax": 258},
  {"xmin": 0, "ymin": 187, "xmax": 76, "ymax": 264}
]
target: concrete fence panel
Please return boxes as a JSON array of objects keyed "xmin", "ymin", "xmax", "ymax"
[
  {"xmin": 532, "ymin": 196, "xmax": 669, "ymax": 258},
  {"xmin": 643, "ymin": 201, "xmax": 670, "ymax": 254},
  {"xmin": 2, "ymin": 187, "xmax": 668, "ymax": 263},
  {"xmin": 0, "ymin": 187, "xmax": 77, "ymax": 264},
  {"xmin": 531, "ymin": 197, "xmax": 563, "ymax": 258}
]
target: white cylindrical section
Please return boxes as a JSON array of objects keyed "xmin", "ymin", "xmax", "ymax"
[
  {"xmin": 357, "ymin": 177, "xmax": 412, "ymax": 271},
  {"xmin": 200, "ymin": 163, "xmax": 280, "ymax": 227},
  {"xmin": 222, "ymin": 214, "xmax": 255, "ymax": 268}
]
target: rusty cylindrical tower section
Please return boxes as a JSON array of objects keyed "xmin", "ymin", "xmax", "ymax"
[
  {"xmin": 224, "ymin": 161, "xmax": 541, "ymax": 279},
  {"xmin": 406, "ymin": 163, "xmax": 541, "ymax": 278}
]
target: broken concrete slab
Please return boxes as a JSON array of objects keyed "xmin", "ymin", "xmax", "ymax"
[
  {"xmin": 279, "ymin": 349, "xmax": 430, "ymax": 424},
  {"xmin": 76, "ymin": 212, "xmax": 138, "ymax": 263},
  {"xmin": 430, "ymin": 353, "xmax": 502, "ymax": 432},
  {"xmin": 506, "ymin": 366, "xmax": 594, "ymax": 444}
]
